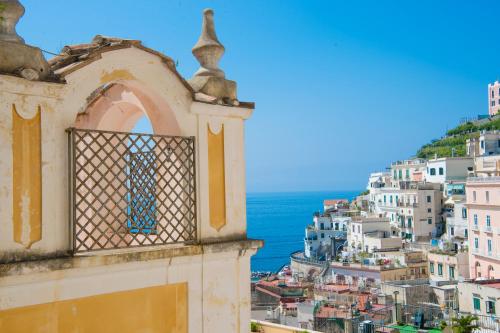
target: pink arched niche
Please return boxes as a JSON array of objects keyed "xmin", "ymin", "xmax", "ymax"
[
  {"xmin": 74, "ymin": 80, "xmax": 181, "ymax": 136},
  {"xmin": 70, "ymin": 80, "xmax": 193, "ymax": 251}
]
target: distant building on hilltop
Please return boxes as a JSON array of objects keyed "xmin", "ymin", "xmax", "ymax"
[
  {"xmin": 488, "ymin": 81, "xmax": 500, "ymax": 116},
  {"xmin": 466, "ymin": 130, "xmax": 500, "ymax": 157}
]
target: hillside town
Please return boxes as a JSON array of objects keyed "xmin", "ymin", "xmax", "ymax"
[{"xmin": 251, "ymin": 91, "xmax": 500, "ymax": 332}]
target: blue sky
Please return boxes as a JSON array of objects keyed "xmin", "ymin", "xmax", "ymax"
[{"xmin": 19, "ymin": 1, "xmax": 500, "ymax": 192}]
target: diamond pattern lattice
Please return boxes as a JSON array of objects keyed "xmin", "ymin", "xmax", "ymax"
[{"xmin": 68, "ymin": 128, "xmax": 197, "ymax": 253}]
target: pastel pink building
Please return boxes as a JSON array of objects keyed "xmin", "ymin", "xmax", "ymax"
[{"xmin": 467, "ymin": 176, "xmax": 500, "ymax": 279}]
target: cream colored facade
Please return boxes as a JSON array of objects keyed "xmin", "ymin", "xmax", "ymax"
[
  {"xmin": 374, "ymin": 183, "xmax": 442, "ymax": 241},
  {"xmin": 0, "ymin": 5, "xmax": 261, "ymax": 333},
  {"xmin": 428, "ymin": 251, "xmax": 469, "ymax": 282},
  {"xmin": 457, "ymin": 280, "xmax": 500, "ymax": 331}
]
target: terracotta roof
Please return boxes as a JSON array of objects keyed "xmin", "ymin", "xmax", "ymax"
[
  {"xmin": 324, "ymin": 199, "xmax": 349, "ymax": 206},
  {"xmin": 47, "ymin": 35, "xmax": 254, "ymax": 109},
  {"xmin": 48, "ymin": 35, "xmax": 192, "ymax": 90}
]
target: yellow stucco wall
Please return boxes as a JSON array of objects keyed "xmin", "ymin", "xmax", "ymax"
[
  {"xmin": 12, "ymin": 104, "xmax": 42, "ymax": 249},
  {"xmin": 208, "ymin": 124, "xmax": 226, "ymax": 231},
  {"xmin": 0, "ymin": 283, "xmax": 187, "ymax": 333}
]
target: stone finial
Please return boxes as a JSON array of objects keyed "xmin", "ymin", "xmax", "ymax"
[
  {"xmin": 0, "ymin": 0, "xmax": 25, "ymax": 43},
  {"xmin": 189, "ymin": 9, "xmax": 237, "ymax": 103},
  {"xmin": 0, "ymin": 0, "xmax": 53, "ymax": 81},
  {"xmin": 192, "ymin": 9, "xmax": 225, "ymax": 78}
]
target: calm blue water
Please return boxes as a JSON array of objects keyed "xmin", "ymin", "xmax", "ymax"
[{"xmin": 247, "ymin": 191, "xmax": 359, "ymax": 272}]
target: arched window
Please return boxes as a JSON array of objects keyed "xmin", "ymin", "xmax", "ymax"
[
  {"xmin": 488, "ymin": 265, "xmax": 494, "ymax": 279},
  {"xmin": 475, "ymin": 262, "xmax": 481, "ymax": 278}
]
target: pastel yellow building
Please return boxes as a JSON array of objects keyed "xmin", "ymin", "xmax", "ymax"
[{"xmin": 0, "ymin": 2, "xmax": 261, "ymax": 332}]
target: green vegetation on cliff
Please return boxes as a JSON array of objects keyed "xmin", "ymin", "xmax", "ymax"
[{"xmin": 416, "ymin": 117, "xmax": 500, "ymax": 159}]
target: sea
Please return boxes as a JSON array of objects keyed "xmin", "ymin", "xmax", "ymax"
[{"xmin": 247, "ymin": 190, "xmax": 360, "ymax": 273}]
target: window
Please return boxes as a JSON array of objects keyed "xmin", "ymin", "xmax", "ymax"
[
  {"xmin": 427, "ymin": 195, "xmax": 431, "ymax": 203},
  {"xmin": 465, "ymin": 229, "xmax": 468, "ymax": 238},
  {"xmin": 390, "ymin": 196, "xmax": 393, "ymax": 203},
  {"xmin": 320, "ymin": 222, "xmax": 324, "ymax": 230},
  {"xmin": 428, "ymin": 218, "xmax": 432, "ymax": 225},
  {"xmin": 398, "ymin": 170, "xmax": 402, "ymax": 179},
  {"xmin": 488, "ymin": 239, "xmax": 492, "ymax": 253},
  {"xmin": 487, "ymin": 215, "xmax": 491, "ymax": 227},
  {"xmin": 473, "ymin": 296, "xmax": 481, "ymax": 311},
  {"xmin": 430, "ymin": 262, "xmax": 434, "ymax": 274},
  {"xmin": 427, "ymin": 208, "xmax": 432, "ymax": 213},
  {"xmin": 492, "ymin": 100, "xmax": 496, "ymax": 107},
  {"xmin": 439, "ymin": 167, "xmax": 444, "ymax": 175},
  {"xmin": 486, "ymin": 300, "xmax": 496, "ymax": 314},
  {"xmin": 449, "ymin": 266, "xmax": 455, "ymax": 279},
  {"xmin": 393, "ymin": 170, "xmax": 397, "ymax": 179},
  {"xmin": 475, "ymin": 238, "xmax": 479, "ymax": 249},
  {"xmin": 357, "ymin": 225, "xmax": 360, "ymax": 233},
  {"xmin": 481, "ymin": 140, "xmax": 485, "ymax": 149},
  {"xmin": 438, "ymin": 263, "xmax": 443, "ymax": 276},
  {"xmin": 486, "ymin": 191, "xmax": 490, "ymax": 203},
  {"xmin": 473, "ymin": 191, "xmax": 476, "ymax": 202},
  {"xmin": 462, "ymin": 208, "xmax": 467, "ymax": 218},
  {"xmin": 352, "ymin": 225, "xmax": 355, "ymax": 232},
  {"xmin": 405, "ymin": 169, "xmax": 410, "ymax": 179},
  {"xmin": 430, "ymin": 168, "xmax": 436, "ymax": 176},
  {"xmin": 321, "ymin": 233, "xmax": 324, "ymax": 239},
  {"xmin": 474, "ymin": 214, "xmax": 478, "ymax": 226},
  {"xmin": 450, "ymin": 227, "xmax": 454, "ymax": 236},
  {"xmin": 408, "ymin": 217, "xmax": 412, "ymax": 228},
  {"xmin": 384, "ymin": 195, "xmax": 386, "ymax": 203}
]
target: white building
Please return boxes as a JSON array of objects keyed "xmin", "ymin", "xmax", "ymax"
[
  {"xmin": 466, "ymin": 130, "xmax": 500, "ymax": 157},
  {"xmin": 442, "ymin": 197, "xmax": 469, "ymax": 251},
  {"xmin": 367, "ymin": 171, "xmax": 391, "ymax": 213},
  {"xmin": 304, "ymin": 212, "xmax": 349, "ymax": 259},
  {"xmin": 390, "ymin": 158, "xmax": 427, "ymax": 186},
  {"xmin": 374, "ymin": 183, "xmax": 443, "ymax": 242},
  {"xmin": 425, "ymin": 157, "xmax": 474, "ymax": 184},
  {"xmin": 347, "ymin": 216, "xmax": 401, "ymax": 253}
]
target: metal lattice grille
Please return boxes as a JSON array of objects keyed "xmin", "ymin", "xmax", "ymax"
[{"xmin": 68, "ymin": 128, "xmax": 197, "ymax": 253}]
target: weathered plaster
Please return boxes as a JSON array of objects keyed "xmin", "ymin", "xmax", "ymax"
[
  {"xmin": 12, "ymin": 104, "xmax": 41, "ymax": 249},
  {"xmin": 208, "ymin": 123, "xmax": 226, "ymax": 231}
]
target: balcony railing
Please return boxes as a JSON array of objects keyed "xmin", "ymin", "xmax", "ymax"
[
  {"xmin": 68, "ymin": 128, "xmax": 197, "ymax": 253},
  {"xmin": 397, "ymin": 202, "xmax": 418, "ymax": 208},
  {"xmin": 467, "ymin": 176, "xmax": 500, "ymax": 183},
  {"xmin": 484, "ymin": 225, "xmax": 493, "ymax": 233}
]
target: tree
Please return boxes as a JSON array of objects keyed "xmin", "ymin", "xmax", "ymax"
[{"xmin": 451, "ymin": 315, "xmax": 479, "ymax": 333}]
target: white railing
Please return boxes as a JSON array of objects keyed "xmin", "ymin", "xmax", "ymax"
[{"xmin": 467, "ymin": 176, "xmax": 500, "ymax": 183}]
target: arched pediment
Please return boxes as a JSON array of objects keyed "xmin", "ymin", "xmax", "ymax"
[{"xmin": 54, "ymin": 37, "xmax": 196, "ymax": 136}]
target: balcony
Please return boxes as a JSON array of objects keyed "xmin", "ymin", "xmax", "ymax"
[
  {"xmin": 68, "ymin": 128, "xmax": 197, "ymax": 253},
  {"xmin": 467, "ymin": 176, "xmax": 500, "ymax": 183},
  {"xmin": 484, "ymin": 225, "xmax": 493, "ymax": 233},
  {"xmin": 471, "ymin": 224, "xmax": 480, "ymax": 231},
  {"xmin": 397, "ymin": 202, "xmax": 418, "ymax": 208}
]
